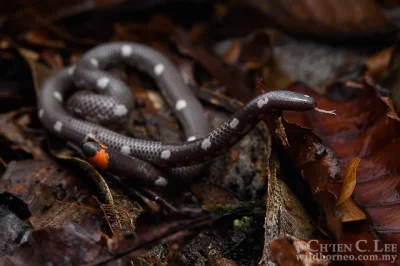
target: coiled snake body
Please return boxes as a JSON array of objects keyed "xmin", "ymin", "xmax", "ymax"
[{"xmin": 38, "ymin": 42, "xmax": 316, "ymax": 186}]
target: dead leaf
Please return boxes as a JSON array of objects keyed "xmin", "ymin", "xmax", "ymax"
[
  {"xmin": 269, "ymin": 235, "xmax": 329, "ymax": 266},
  {"xmin": 0, "ymin": 1, "xmax": 92, "ymax": 19},
  {"xmin": 221, "ymin": 29, "xmax": 273, "ymax": 71},
  {"xmin": 365, "ymin": 46, "xmax": 394, "ymax": 79},
  {"xmin": 51, "ymin": 148, "xmax": 142, "ymax": 234},
  {"xmin": 0, "ymin": 159, "xmax": 98, "ymax": 229},
  {"xmin": 2, "ymin": 10, "xmax": 99, "ymax": 47},
  {"xmin": 191, "ymin": 183, "xmax": 240, "ymax": 207},
  {"xmin": 172, "ymin": 27, "xmax": 253, "ymax": 102},
  {"xmin": 0, "ymin": 109, "xmax": 46, "ymax": 160},
  {"xmin": 260, "ymin": 151, "xmax": 315, "ymax": 264},
  {"xmin": 265, "ymin": 115, "xmax": 343, "ymax": 243},
  {"xmin": 17, "ymin": 46, "xmax": 51, "ymax": 93},
  {"xmin": 285, "ymin": 77, "xmax": 400, "ymax": 262},
  {"xmin": 381, "ymin": 42, "xmax": 400, "ymax": 112},
  {"xmin": 233, "ymin": 0, "xmax": 395, "ymax": 38},
  {"xmin": 337, "ymin": 198, "xmax": 367, "ymax": 222},
  {"xmin": 0, "ymin": 218, "xmax": 104, "ymax": 266},
  {"xmin": 336, "ymin": 157, "xmax": 361, "ymax": 206}
]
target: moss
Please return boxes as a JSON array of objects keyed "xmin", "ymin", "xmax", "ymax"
[
  {"xmin": 203, "ymin": 203, "xmax": 235, "ymax": 213},
  {"xmin": 233, "ymin": 216, "xmax": 251, "ymax": 233}
]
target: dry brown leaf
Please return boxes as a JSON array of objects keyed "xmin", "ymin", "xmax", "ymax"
[
  {"xmin": 338, "ymin": 198, "xmax": 367, "ymax": 222},
  {"xmin": 17, "ymin": 47, "xmax": 51, "ymax": 93},
  {"xmin": 336, "ymin": 157, "xmax": 361, "ymax": 206},
  {"xmin": 269, "ymin": 235, "xmax": 330, "ymax": 266},
  {"xmin": 365, "ymin": 46, "xmax": 394, "ymax": 79},
  {"xmin": 284, "ymin": 78, "xmax": 400, "ymax": 261},
  {"xmin": 235, "ymin": 0, "xmax": 394, "ymax": 38}
]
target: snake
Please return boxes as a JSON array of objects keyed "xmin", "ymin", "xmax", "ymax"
[{"xmin": 37, "ymin": 42, "xmax": 316, "ymax": 187}]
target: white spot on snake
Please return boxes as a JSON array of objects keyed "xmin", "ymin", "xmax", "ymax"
[
  {"xmin": 120, "ymin": 145, "xmax": 131, "ymax": 154},
  {"xmin": 68, "ymin": 66, "xmax": 75, "ymax": 76},
  {"xmin": 113, "ymin": 104, "xmax": 128, "ymax": 116},
  {"xmin": 201, "ymin": 138, "xmax": 211, "ymax": 150},
  {"xmin": 121, "ymin": 45, "xmax": 133, "ymax": 57},
  {"xmin": 154, "ymin": 64, "xmax": 165, "ymax": 76},
  {"xmin": 38, "ymin": 109, "xmax": 44, "ymax": 119},
  {"xmin": 257, "ymin": 97, "xmax": 269, "ymax": 108},
  {"xmin": 53, "ymin": 121, "xmax": 63, "ymax": 132},
  {"xmin": 304, "ymin": 94, "xmax": 310, "ymax": 98},
  {"xmin": 53, "ymin": 91, "xmax": 63, "ymax": 102},
  {"xmin": 229, "ymin": 118, "xmax": 239, "ymax": 129},
  {"xmin": 187, "ymin": 136, "xmax": 196, "ymax": 141},
  {"xmin": 175, "ymin": 100, "xmax": 187, "ymax": 111},
  {"xmin": 75, "ymin": 108, "xmax": 82, "ymax": 114},
  {"xmin": 155, "ymin": 176, "xmax": 168, "ymax": 187},
  {"xmin": 96, "ymin": 77, "xmax": 110, "ymax": 89},
  {"xmin": 86, "ymin": 133, "xmax": 96, "ymax": 140},
  {"xmin": 161, "ymin": 150, "xmax": 171, "ymax": 159},
  {"xmin": 90, "ymin": 58, "xmax": 99, "ymax": 67}
]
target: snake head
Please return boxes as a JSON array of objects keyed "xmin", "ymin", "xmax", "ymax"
[{"xmin": 265, "ymin": 90, "xmax": 317, "ymax": 111}]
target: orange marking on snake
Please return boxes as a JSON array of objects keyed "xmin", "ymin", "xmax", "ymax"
[{"xmin": 87, "ymin": 148, "xmax": 109, "ymax": 169}]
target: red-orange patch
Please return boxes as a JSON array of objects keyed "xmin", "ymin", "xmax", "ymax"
[{"xmin": 87, "ymin": 148, "xmax": 109, "ymax": 170}]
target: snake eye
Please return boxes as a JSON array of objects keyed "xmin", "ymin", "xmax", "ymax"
[
  {"xmin": 295, "ymin": 93, "xmax": 316, "ymax": 110},
  {"xmin": 302, "ymin": 94, "xmax": 316, "ymax": 106}
]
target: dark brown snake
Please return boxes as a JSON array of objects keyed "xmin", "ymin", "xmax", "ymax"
[{"xmin": 37, "ymin": 42, "xmax": 316, "ymax": 186}]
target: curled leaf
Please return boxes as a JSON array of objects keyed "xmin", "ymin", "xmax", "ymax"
[
  {"xmin": 336, "ymin": 157, "xmax": 361, "ymax": 206},
  {"xmin": 337, "ymin": 198, "xmax": 367, "ymax": 222}
]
